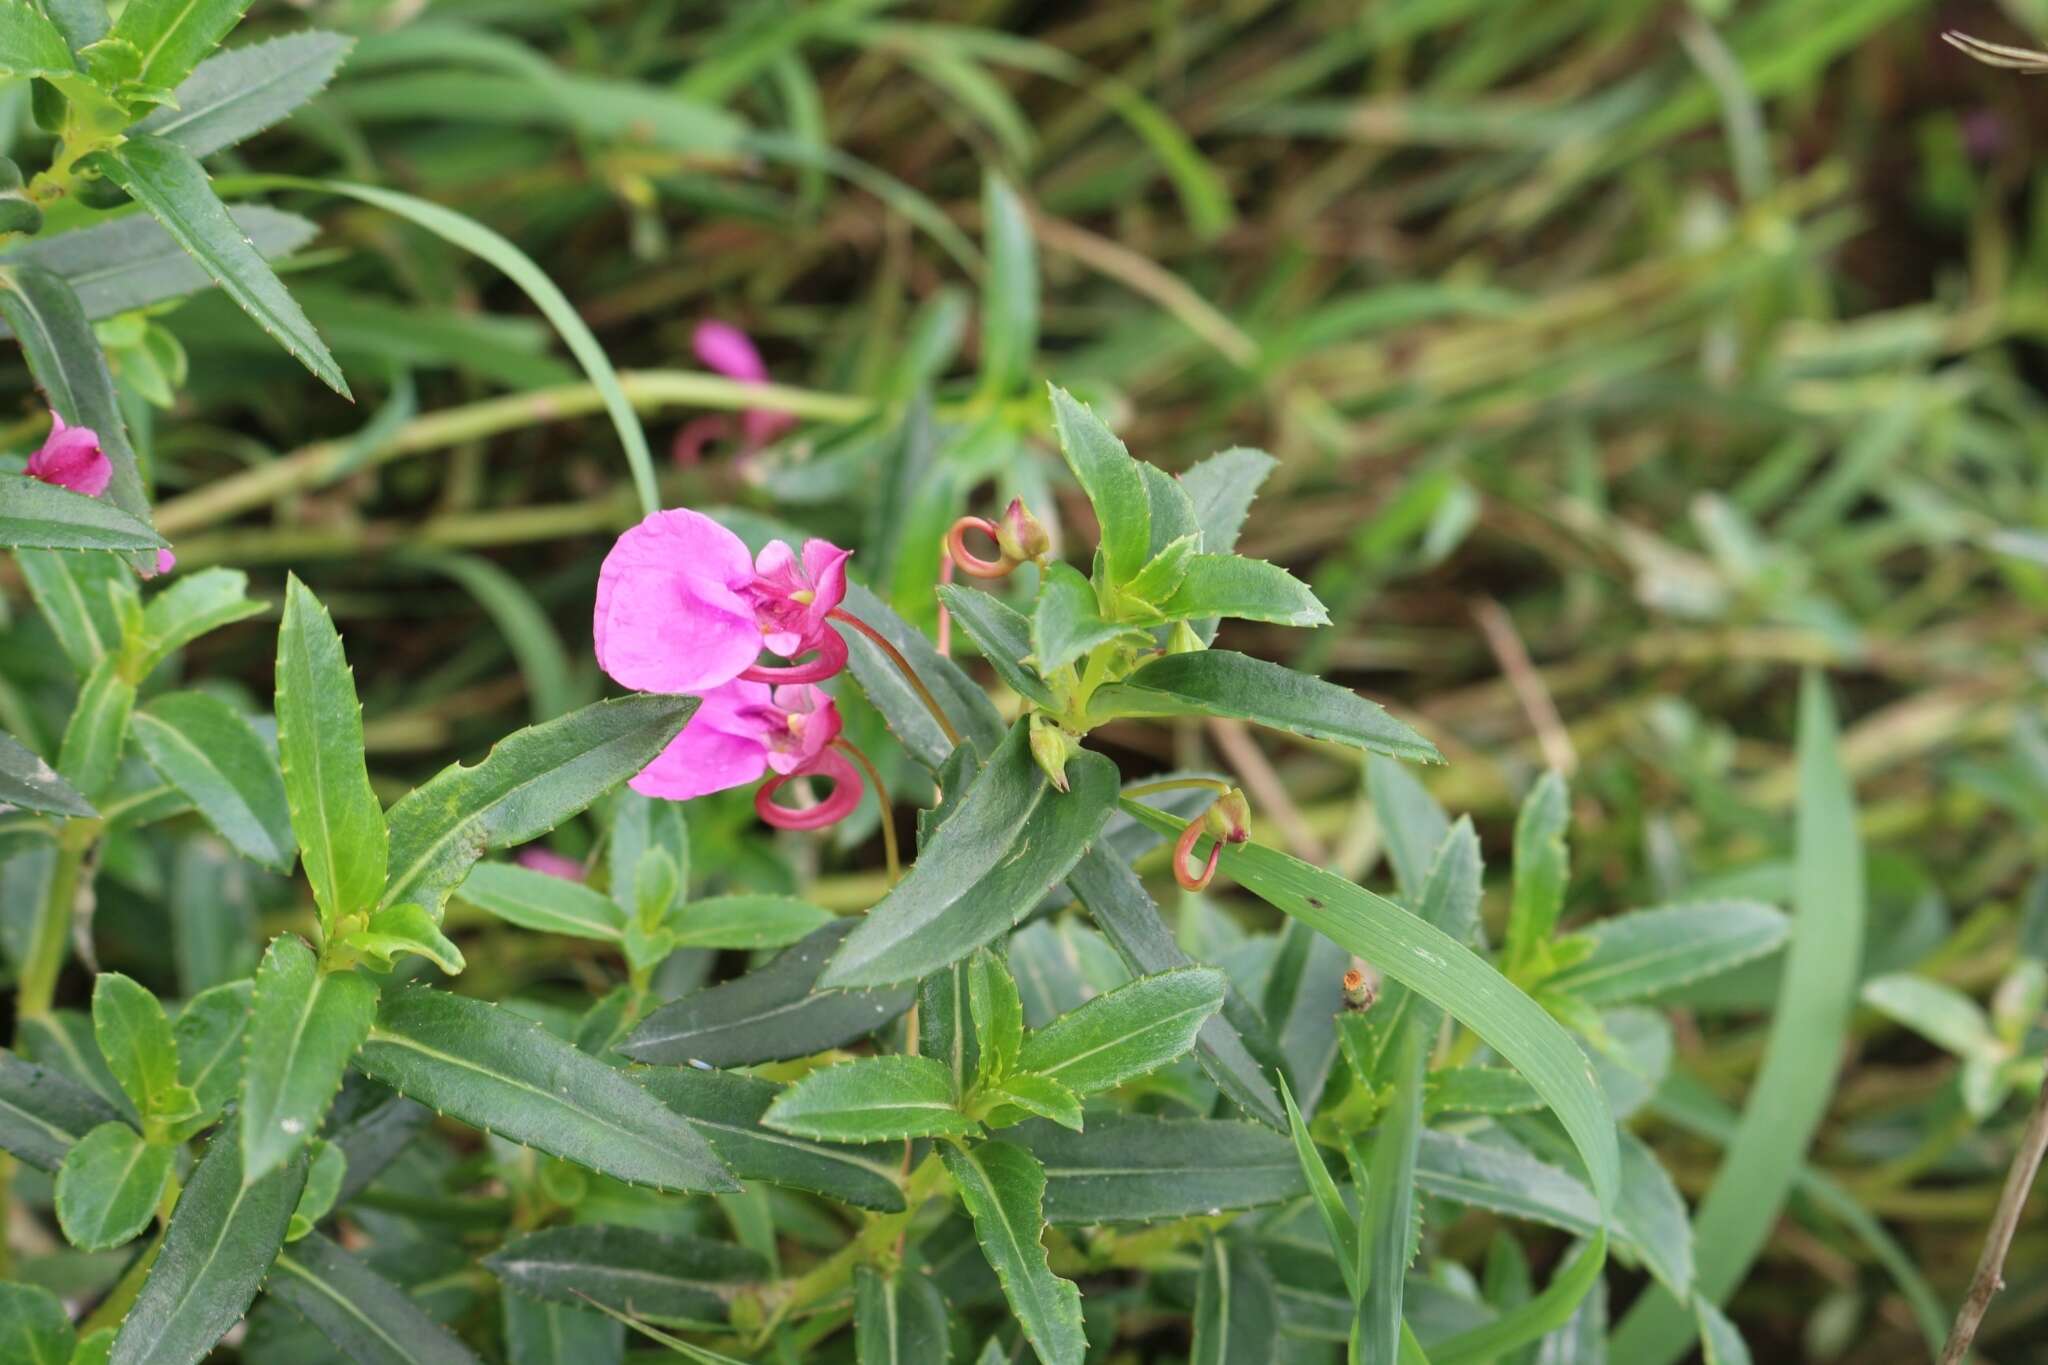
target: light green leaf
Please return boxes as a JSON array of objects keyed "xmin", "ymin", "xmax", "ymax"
[
  {"xmin": 984, "ymin": 1072, "xmax": 1083, "ymax": 1131},
  {"xmin": 1544, "ymin": 901, "xmax": 1789, "ymax": 1005},
  {"xmin": 1047, "ymin": 385, "xmax": 1148, "ymax": 586},
  {"xmin": 380, "ymin": 693, "xmax": 697, "ymax": 919},
  {"xmin": 1033, "ymin": 561, "xmax": 1141, "ymax": 673},
  {"xmin": 340, "ymin": 903, "xmax": 466, "ymax": 976},
  {"xmin": 502, "ymin": 1296, "xmax": 621, "ymax": 1365},
  {"xmin": 107, "ymin": 0, "xmax": 253, "ymax": 88},
  {"xmin": 0, "ymin": 1, "xmax": 76, "ymax": 76},
  {"xmin": 1086, "ymin": 650, "xmax": 1438, "ymax": 763},
  {"xmin": 457, "ymin": 861, "xmax": 625, "ymax": 942},
  {"xmin": 1124, "ymin": 532, "xmax": 1198, "ymax": 603},
  {"xmin": 131, "ymin": 692, "xmax": 293, "ymax": 871},
  {"xmin": 762, "ymin": 1055, "xmax": 979, "ymax": 1143},
  {"xmin": 356, "ymin": 987, "xmax": 735, "ymax": 1193},
  {"xmin": 942, "ymin": 1139, "xmax": 1086, "ymax": 1365},
  {"xmin": 1505, "ymin": 771, "xmax": 1570, "ymax": 974},
  {"xmin": 238, "ymin": 936, "xmax": 377, "ymax": 1182},
  {"xmin": 1156, "ymin": 554, "xmax": 1328, "ymax": 628},
  {"xmin": 284, "ymin": 1138, "xmax": 344, "ymax": 1241},
  {"xmin": 485, "ymin": 1225, "xmax": 764, "ymax": 1327},
  {"xmin": 1362, "ymin": 1029, "xmax": 1427, "ymax": 1361},
  {"xmin": 1281, "ymin": 1077, "xmax": 1356, "ymax": 1297},
  {"xmin": 54, "ymin": 1120, "xmax": 172, "ymax": 1250},
  {"xmin": 17, "ymin": 549, "xmax": 132, "ymax": 676},
  {"xmin": 1016, "ymin": 967, "xmax": 1224, "ymax": 1096},
  {"xmin": 670, "ymin": 894, "xmax": 833, "ymax": 950},
  {"xmin": 276, "ymin": 575, "xmax": 384, "ymax": 928},
  {"xmin": 0, "ymin": 473, "xmax": 165, "ymax": 552},
  {"xmin": 1862, "ymin": 973, "xmax": 2000, "ymax": 1059},
  {"xmin": 0, "ymin": 728, "xmax": 94, "ymax": 817},
  {"xmin": 91, "ymin": 973, "xmax": 191, "ymax": 1132},
  {"xmin": 55, "ymin": 655, "xmax": 135, "ymax": 804},
  {"xmin": 977, "ymin": 173, "xmax": 1037, "ymax": 398},
  {"xmin": 135, "ymin": 31, "xmax": 353, "ymax": 158},
  {"xmin": 968, "ymin": 947, "xmax": 1025, "ymax": 1085},
  {"xmin": 271, "ymin": 1231, "xmax": 481, "ymax": 1365},
  {"xmin": 1179, "ymin": 447, "xmax": 1275, "ymax": 555},
  {"xmin": 171, "ymin": 979, "xmax": 250, "ymax": 1130},
  {"xmin": 1429, "ymin": 1234, "xmax": 1609, "ymax": 1365},
  {"xmin": 135, "ymin": 568, "xmax": 265, "ymax": 675}
]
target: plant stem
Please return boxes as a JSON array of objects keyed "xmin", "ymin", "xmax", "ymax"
[
  {"xmin": 15, "ymin": 820, "xmax": 97, "ymax": 1023},
  {"xmin": 1940, "ymin": 1082, "xmax": 2048, "ymax": 1363},
  {"xmin": 834, "ymin": 739, "xmax": 900, "ymax": 884},
  {"xmin": 826, "ymin": 608, "xmax": 963, "ymax": 749},
  {"xmin": 1121, "ymin": 776, "xmax": 1234, "ymax": 800}
]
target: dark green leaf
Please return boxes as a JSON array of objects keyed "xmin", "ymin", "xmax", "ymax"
[
  {"xmin": 1016, "ymin": 967, "xmax": 1224, "ymax": 1095},
  {"xmin": 0, "ymin": 726, "xmax": 93, "ymax": 816},
  {"xmin": 271, "ymin": 1232, "xmax": 481, "ymax": 1365},
  {"xmin": 762, "ymin": 1055, "xmax": 978, "ymax": 1143},
  {"xmin": 485, "ymin": 1225, "xmax": 765, "ymax": 1326},
  {"xmin": 839, "ymin": 581, "xmax": 1006, "ymax": 769},
  {"xmin": 1544, "ymin": 902, "xmax": 1789, "ymax": 1005},
  {"xmin": 381, "ymin": 693, "xmax": 697, "ymax": 918},
  {"xmin": 1016, "ymin": 1114, "xmax": 1306, "ymax": 1224},
  {"xmin": 1047, "ymin": 385, "xmax": 1148, "ymax": 585},
  {"xmin": 935, "ymin": 584, "xmax": 1058, "ymax": 708},
  {"xmin": 0, "ymin": 207, "xmax": 316, "ymax": 323},
  {"xmin": 356, "ymin": 987, "xmax": 735, "ymax": 1193},
  {"xmin": 110, "ymin": 1124, "xmax": 306, "ymax": 1365},
  {"xmin": 855, "ymin": 1264, "xmax": 951, "ymax": 1365},
  {"xmin": 172, "ymin": 979, "xmax": 250, "ymax": 1128},
  {"xmin": 624, "ymin": 920, "xmax": 912, "ymax": 1067},
  {"xmin": 1087, "ymin": 650, "xmax": 1438, "ymax": 763},
  {"xmin": 55, "ymin": 655, "xmax": 135, "ymax": 804},
  {"xmin": 239, "ymin": 936, "xmax": 377, "ymax": 1181},
  {"xmin": 823, "ymin": 723, "xmax": 1117, "ymax": 988},
  {"xmin": 1368, "ymin": 753, "xmax": 1452, "ymax": 906},
  {"xmin": 54, "ymin": 1120, "xmax": 172, "ymax": 1250},
  {"xmin": 502, "ymin": 1296, "xmax": 621, "ymax": 1365},
  {"xmin": 16, "ymin": 548, "xmax": 131, "ymax": 675},
  {"xmin": 0, "ymin": 473, "xmax": 165, "ymax": 552},
  {"xmin": 131, "ymin": 692, "xmax": 293, "ymax": 871},
  {"xmin": 0, "ymin": 1045, "xmax": 122, "ymax": 1170},
  {"xmin": 0, "ymin": 1282, "xmax": 74, "ymax": 1365},
  {"xmin": 135, "ymin": 31, "xmax": 352, "ymax": 158},
  {"xmin": 1192, "ymin": 1237, "xmax": 1281, "ymax": 1365},
  {"xmin": 941, "ymin": 1140, "xmax": 1086, "ymax": 1365}
]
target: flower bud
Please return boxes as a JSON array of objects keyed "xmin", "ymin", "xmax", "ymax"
[
  {"xmin": 1029, "ymin": 719, "xmax": 1080, "ymax": 793},
  {"xmin": 997, "ymin": 497, "xmax": 1051, "ymax": 565},
  {"xmin": 1202, "ymin": 787, "xmax": 1253, "ymax": 845},
  {"xmin": 1166, "ymin": 621, "xmax": 1205, "ymax": 655}
]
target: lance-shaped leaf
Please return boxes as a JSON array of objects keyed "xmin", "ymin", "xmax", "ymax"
[
  {"xmin": 0, "ymin": 1, "xmax": 76, "ymax": 76},
  {"xmin": 502, "ymin": 1297, "xmax": 621, "ymax": 1365},
  {"xmin": 943, "ymin": 1139, "xmax": 1086, "ymax": 1365},
  {"xmin": 0, "ymin": 1046, "xmax": 122, "ymax": 1170},
  {"xmin": 239, "ymin": 936, "xmax": 377, "ymax": 1181},
  {"xmin": 1016, "ymin": 1113, "xmax": 1307, "ymax": 1224},
  {"xmin": 1360, "ymin": 1029, "xmax": 1427, "ymax": 1363},
  {"xmin": 92, "ymin": 136, "xmax": 347, "ymax": 396},
  {"xmin": 0, "ymin": 727, "xmax": 93, "ymax": 817},
  {"xmin": 17, "ymin": 547, "xmax": 133, "ymax": 674},
  {"xmin": 635, "ymin": 1066, "xmax": 906, "ymax": 1212},
  {"xmin": 839, "ymin": 581, "xmax": 1006, "ymax": 769},
  {"xmin": 486, "ymin": 1225, "xmax": 766, "ymax": 1326},
  {"xmin": 380, "ymin": 693, "xmax": 697, "ymax": 918},
  {"xmin": 1048, "ymin": 385, "xmax": 1147, "ymax": 585},
  {"xmin": 135, "ymin": 568, "xmax": 265, "ymax": 674},
  {"xmin": 108, "ymin": 0, "xmax": 255, "ymax": 88},
  {"xmin": 174, "ymin": 979, "xmax": 252, "ymax": 1128},
  {"xmin": 92, "ymin": 973, "xmax": 192, "ymax": 1131},
  {"xmin": 623, "ymin": 920, "xmax": 912, "ymax": 1068},
  {"xmin": 1180, "ymin": 447, "xmax": 1275, "ymax": 554},
  {"xmin": 1086, "ymin": 650, "xmax": 1438, "ymax": 764},
  {"xmin": 56, "ymin": 655, "xmax": 135, "ymax": 804},
  {"xmin": 1544, "ymin": 901, "xmax": 1789, "ymax": 1005},
  {"xmin": 110, "ymin": 1124, "xmax": 306, "ymax": 1365},
  {"xmin": 1154, "ymin": 555, "xmax": 1327, "ymax": 628},
  {"xmin": 855, "ymin": 1264, "xmax": 951, "ymax": 1365},
  {"xmin": 1504, "ymin": 770, "xmax": 1570, "ymax": 974},
  {"xmin": 132, "ymin": 692, "xmax": 293, "ymax": 872},
  {"xmin": 136, "ymin": 31, "xmax": 353, "ymax": 158},
  {"xmin": 822, "ymin": 723, "xmax": 1118, "ymax": 988},
  {"xmin": 762, "ymin": 1055, "xmax": 979, "ymax": 1143},
  {"xmin": 271, "ymin": 1232, "xmax": 482, "ymax": 1365},
  {"xmin": 1034, "ymin": 562, "xmax": 1141, "ymax": 673},
  {"xmin": 0, "ymin": 207, "xmax": 316, "ymax": 324},
  {"xmin": 457, "ymin": 861, "xmax": 626, "ymax": 942},
  {"xmin": 54, "ymin": 1120, "xmax": 172, "ymax": 1250},
  {"xmin": 0, "ymin": 473, "xmax": 166, "ymax": 552},
  {"xmin": 934, "ymin": 583, "xmax": 1058, "ymax": 708},
  {"xmin": 1015, "ymin": 967, "xmax": 1224, "ymax": 1095},
  {"xmin": 276, "ymin": 576, "xmax": 385, "ymax": 927},
  {"xmin": 1192, "ymin": 1237, "xmax": 1282, "ymax": 1365},
  {"xmin": 670, "ymin": 895, "xmax": 833, "ymax": 950},
  {"xmin": 356, "ymin": 987, "xmax": 735, "ymax": 1193}
]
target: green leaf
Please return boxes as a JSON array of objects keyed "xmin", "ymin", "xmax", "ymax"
[
  {"xmin": 977, "ymin": 173, "xmax": 1037, "ymax": 398},
  {"xmin": 502, "ymin": 1297, "xmax": 621, "ymax": 1365},
  {"xmin": 635, "ymin": 1066, "xmax": 907, "ymax": 1212},
  {"xmin": 1140, "ymin": 463, "xmax": 1201, "ymax": 557},
  {"xmin": 1862, "ymin": 973, "xmax": 2001, "ymax": 1058},
  {"xmin": 270, "ymin": 1232, "xmax": 481, "ymax": 1365},
  {"xmin": 17, "ymin": 549, "xmax": 133, "ymax": 675},
  {"xmin": 105, "ymin": 0, "xmax": 251, "ymax": 89},
  {"xmin": 1346, "ymin": 820, "xmax": 1485, "ymax": 1085},
  {"xmin": 1179, "ymin": 447, "xmax": 1275, "ymax": 555},
  {"xmin": 1015, "ymin": 967, "xmax": 1224, "ymax": 1096},
  {"xmin": 110, "ymin": 1122, "xmax": 306, "ymax": 1365},
  {"xmin": 55, "ymin": 655, "xmax": 135, "ymax": 804},
  {"xmin": 839, "ymin": 581, "xmax": 1007, "ymax": 769},
  {"xmin": 91, "ymin": 973, "xmax": 192, "ymax": 1132},
  {"xmin": 284, "ymin": 1138, "xmax": 344, "ymax": 1240},
  {"xmin": 1280, "ymin": 1078, "xmax": 1355, "ymax": 1297},
  {"xmin": 134, "ymin": 31, "xmax": 352, "ymax": 158},
  {"xmin": 1368, "ymin": 753, "xmax": 1452, "ymax": 905},
  {"xmin": 1695, "ymin": 1300, "xmax": 1752, "ymax": 1365},
  {"xmin": 485, "ymin": 1225, "xmax": 764, "ymax": 1326},
  {"xmin": 1361, "ymin": 1029, "xmax": 1426, "ymax": 1363},
  {"xmin": 624, "ymin": 920, "xmax": 912, "ymax": 1067},
  {"xmin": 172, "ymin": 979, "xmax": 250, "ymax": 1130},
  {"xmin": 340, "ymin": 903, "xmax": 466, "ymax": 975},
  {"xmin": 1544, "ymin": 901, "xmax": 1789, "ymax": 1005},
  {"xmin": 762, "ymin": 1055, "xmax": 979, "ymax": 1143},
  {"xmin": 934, "ymin": 584, "xmax": 1058, "ymax": 708},
  {"xmin": 1611, "ymin": 674, "xmax": 1867, "ymax": 1365},
  {"xmin": 967, "ymin": 947, "xmax": 1025, "ymax": 1085},
  {"xmin": 380, "ymin": 693, "xmax": 697, "ymax": 918},
  {"xmin": 670, "ymin": 894, "xmax": 834, "ymax": 950},
  {"xmin": 356, "ymin": 987, "xmax": 735, "ymax": 1193},
  {"xmin": 0, "ymin": 1, "xmax": 76, "ymax": 76},
  {"xmin": 0, "ymin": 1046, "xmax": 122, "ymax": 1170},
  {"xmin": 0, "ymin": 473, "xmax": 165, "ymax": 551},
  {"xmin": 941, "ymin": 1139, "xmax": 1086, "ymax": 1365},
  {"xmin": 0, "ymin": 207, "xmax": 316, "ymax": 323},
  {"xmin": 0, "ymin": 1282, "xmax": 74, "ymax": 1365},
  {"xmin": 457, "ymin": 861, "xmax": 625, "ymax": 942},
  {"xmin": 276, "ymin": 575, "xmax": 385, "ymax": 928},
  {"xmin": 93, "ymin": 137, "xmax": 346, "ymax": 395},
  {"xmin": 982, "ymin": 1072, "xmax": 1083, "ymax": 1131},
  {"xmin": 823, "ymin": 722, "xmax": 1118, "ymax": 988},
  {"xmin": 239, "ymin": 936, "xmax": 377, "ymax": 1182},
  {"xmin": 131, "ymin": 692, "xmax": 293, "ymax": 872},
  {"xmin": 1122, "ymin": 800, "xmax": 1620, "ymax": 1210},
  {"xmin": 1124, "ymin": 532, "xmax": 1198, "ymax": 603},
  {"xmin": 854, "ymin": 1264, "xmax": 951, "ymax": 1365},
  {"xmin": 1192, "ymin": 1237, "xmax": 1282, "ymax": 1365},
  {"xmin": 1017, "ymin": 1113, "xmax": 1306, "ymax": 1224},
  {"xmin": 1033, "ymin": 562, "xmax": 1141, "ymax": 673},
  {"xmin": 1505, "ymin": 772, "xmax": 1570, "ymax": 974},
  {"xmin": 1087, "ymin": 650, "xmax": 1438, "ymax": 763},
  {"xmin": 1047, "ymin": 385, "xmax": 1149, "ymax": 585},
  {"xmin": 1156, "ymin": 554, "xmax": 1328, "ymax": 628},
  {"xmin": 1430, "ymin": 1233, "xmax": 1609, "ymax": 1365},
  {"xmin": 54, "ymin": 1120, "xmax": 172, "ymax": 1250},
  {"xmin": 0, "ymin": 265, "xmax": 153, "ymax": 537},
  {"xmin": 135, "ymin": 568, "xmax": 265, "ymax": 675},
  {"xmin": 0, "ymin": 727, "xmax": 93, "ymax": 817},
  {"xmin": 1425, "ymin": 1066, "xmax": 1543, "ymax": 1117}
]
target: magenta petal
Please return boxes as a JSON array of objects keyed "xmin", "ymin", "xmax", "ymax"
[
  {"xmin": 150, "ymin": 549, "xmax": 176, "ymax": 577},
  {"xmin": 27, "ymin": 420, "xmax": 110, "ymax": 497},
  {"xmin": 694, "ymin": 321, "xmax": 769, "ymax": 383},
  {"xmin": 765, "ymin": 684, "xmax": 840, "ymax": 774},
  {"xmin": 516, "ymin": 848, "xmax": 585, "ymax": 880},
  {"xmin": 630, "ymin": 679, "xmax": 773, "ymax": 800},
  {"xmin": 799, "ymin": 539, "xmax": 851, "ymax": 626},
  {"xmin": 594, "ymin": 510, "xmax": 759, "ymax": 694}
]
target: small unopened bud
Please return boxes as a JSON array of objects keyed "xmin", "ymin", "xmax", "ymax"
[
  {"xmin": 1342, "ymin": 961, "xmax": 1378, "ymax": 1011},
  {"xmin": 997, "ymin": 497, "xmax": 1051, "ymax": 564},
  {"xmin": 1030, "ymin": 720, "xmax": 1080, "ymax": 792},
  {"xmin": 1202, "ymin": 788, "xmax": 1252, "ymax": 845},
  {"xmin": 1166, "ymin": 621, "xmax": 1205, "ymax": 655}
]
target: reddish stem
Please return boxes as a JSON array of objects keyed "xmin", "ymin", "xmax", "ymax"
[
  {"xmin": 946, "ymin": 516, "xmax": 1011, "ymax": 578},
  {"xmin": 1174, "ymin": 821, "xmax": 1222, "ymax": 891},
  {"xmin": 739, "ymin": 630, "xmax": 849, "ymax": 685},
  {"xmin": 825, "ymin": 608, "xmax": 964, "ymax": 749}
]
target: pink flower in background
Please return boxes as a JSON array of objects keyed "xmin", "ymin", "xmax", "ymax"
[
  {"xmin": 593, "ymin": 508, "xmax": 850, "ymax": 693},
  {"xmin": 152, "ymin": 549, "xmax": 176, "ymax": 576},
  {"xmin": 515, "ymin": 847, "xmax": 585, "ymax": 880},
  {"xmin": 26, "ymin": 414, "xmax": 110, "ymax": 497},
  {"xmin": 672, "ymin": 321, "xmax": 796, "ymax": 464},
  {"xmin": 631, "ymin": 680, "xmax": 857, "ymax": 828}
]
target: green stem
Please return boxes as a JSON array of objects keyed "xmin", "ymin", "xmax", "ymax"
[
  {"xmin": 753, "ymin": 1156, "xmax": 950, "ymax": 1343},
  {"xmin": 82, "ymin": 1218, "xmax": 166, "ymax": 1335},
  {"xmin": 1121, "ymin": 776, "xmax": 1234, "ymax": 801},
  {"xmin": 15, "ymin": 819, "xmax": 97, "ymax": 1023}
]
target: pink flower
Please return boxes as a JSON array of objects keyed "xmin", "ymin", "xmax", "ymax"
[
  {"xmin": 27, "ymin": 414, "xmax": 110, "ymax": 497},
  {"xmin": 594, "ymin": 509, "xmax": 850, "ymax": 693},
  {"xmin": 148, "ymin": 549, "xmax": 175, "ymax": 578},
  {"xmin": 692, "ymin": 320, "xmax": 796, "ymax": 452},
  {"xmin": 515, "ymin": 847, "xmax": 585, "ymax": 880},
  {"xmin": 631, "ymin": 680, "xmax": 859, "ymax": 828}
]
